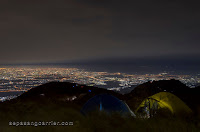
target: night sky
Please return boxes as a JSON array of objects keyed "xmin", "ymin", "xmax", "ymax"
[{"xmin": 0, "ymin": 0, "xmax": 200, "ymax": 64}]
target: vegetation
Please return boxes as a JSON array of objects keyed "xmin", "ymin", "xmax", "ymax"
[
  {"xmin": 0, "ymin": 80, "xmax": 200, "ymax": 131},
  {"xmin": 0, "ymin": 98, "xmax": 199, "ymax": 132}
]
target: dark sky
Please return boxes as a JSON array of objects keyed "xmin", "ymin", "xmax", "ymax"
[{"xmin": 0, "ymin": 0, "xmax": 200, "ymax": 64}]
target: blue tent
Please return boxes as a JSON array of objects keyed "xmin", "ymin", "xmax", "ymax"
[{"xmin": 81, "ymin": 94, "xmax": 135, "ymax": 117}]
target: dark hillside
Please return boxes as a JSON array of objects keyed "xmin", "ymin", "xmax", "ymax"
[
  {"xmin": 0, "ymin": 81, "xmax": 200, "ymax": 131},
  {"xmin": 125, "ymin": 79, "xmax": 200, "ymax": 114}
]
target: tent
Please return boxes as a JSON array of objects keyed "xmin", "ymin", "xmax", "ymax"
[
  {"xmin": 136, "ymin": 92, "xmax": 192, "ymax": 117},
  {"xmin": 81, "ymin": 94, "xmax": 135, "ymax": 117}
]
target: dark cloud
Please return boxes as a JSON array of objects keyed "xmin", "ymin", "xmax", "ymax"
[{"xmin": 0, "ymin": 0, "xmax": 199, "ymax": 64}]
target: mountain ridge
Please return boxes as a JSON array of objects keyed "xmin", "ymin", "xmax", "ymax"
[{"xmin": 1, "ymin": 79, "xmax": 200, "ymax": 114}]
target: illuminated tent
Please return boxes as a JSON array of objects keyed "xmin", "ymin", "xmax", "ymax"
[
  {"xmin": 81, "ymin": 94, "xmax": 135, "ymax": 117},
  {"xmin": 136, "ymin": 92, "xmax": 192, "ymax": 117}
]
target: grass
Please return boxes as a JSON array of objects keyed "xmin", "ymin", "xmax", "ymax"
[{"xmin": 0, "ymin": 99, "xmax": 200, "ymax": 132}]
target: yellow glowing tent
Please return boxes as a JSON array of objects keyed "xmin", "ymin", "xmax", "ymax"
[{"xmin": 136, "ymin": 92, "xmax": 192, "ymax": 117}]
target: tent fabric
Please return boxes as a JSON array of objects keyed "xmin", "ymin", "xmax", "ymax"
[
  {"xmin": 81, "ymin": 94, "xmax": 135, "ymax": 116},
  {"xmin": 136, "ymin": 92, "xmax": 192, "ymax": 117}
]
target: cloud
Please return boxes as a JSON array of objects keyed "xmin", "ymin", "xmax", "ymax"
[{"xmin": 0, "ymin": 0, "xmax": 200, "ymax": 64}]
